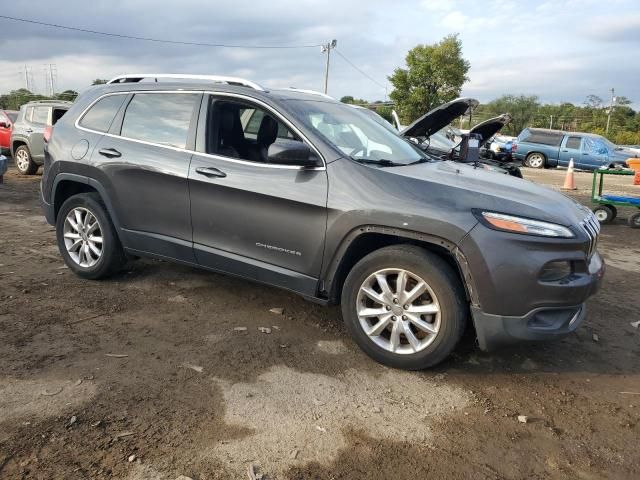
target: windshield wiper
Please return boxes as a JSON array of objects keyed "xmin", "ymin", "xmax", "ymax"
[
  {"xmin": 407, "ymin": 158, "xmax": 432, "ymax": 165},
  {"xmin": 350, "ymin": 158, "xmax": 406, "ymax": 167}
]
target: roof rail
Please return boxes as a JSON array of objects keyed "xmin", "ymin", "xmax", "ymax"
[
  {"xmin": 26, "ymin": 99, "xmax": 73, "ymax": 104},
  {"xmin": 282, "ymin": 87, "xmax": 334, "ymax": 99},
  {"xmin": 106, "ymin": 74, "xmax": 265, "ymax": 91}
]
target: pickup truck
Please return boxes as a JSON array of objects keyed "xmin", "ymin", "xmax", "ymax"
[{"xmin": 513, "ymin": 128, "xmax": 635, "ymax": 171}]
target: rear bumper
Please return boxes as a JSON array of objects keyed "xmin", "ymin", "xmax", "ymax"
[{"xmin": 40, "ymin": 181, "xmax": 55, "ymax": 225}]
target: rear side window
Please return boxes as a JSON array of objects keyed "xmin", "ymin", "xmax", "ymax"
[
  {"xmin": 520, "ymin": 129, "xmax": 563, "ymax": 146},
  {"xmin": 566, "ymin": 136, "xmax": 582, "ymax": 149},
  {"xmin": 120, "ymin": 93, "xmax": 198, "ymax": 148},
  {"xmin": 79, "ymin": 95, "xmax": 126, "ymax": 132},
  {"xmin": 32, "ymin": 107, "xmax": 49, "ymax": 125}
]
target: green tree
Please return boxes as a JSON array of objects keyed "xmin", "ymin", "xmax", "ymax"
[
  {"xmin": 482, "ymin": 95, "xmax": 540, "ymax": 136},
  {"xmin": 55, "ymin": 90, "xmax": 78, "ymax": 102},
  {"xmin": 340, "ymin": 95, "xmax": 368, "ymax": 105},
  {"xmin": 388, "ymin": 34, "xmax": 470, "ymax": 123}
]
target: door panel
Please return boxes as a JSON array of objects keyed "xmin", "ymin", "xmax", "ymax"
[
  {"xmin": 90, "ymin": 136, "xmax": 195, "ymax": 260},
  {"xmin": 28, "ymin": 106, "xmax": 48, "ymax": 161},
  {"xmin": 558, "ymin": 136, "xmax": 582, "ymax": 167},
  {"xmin": 189, "ymin": 153, "xmax": 328, "ymax": 293}
]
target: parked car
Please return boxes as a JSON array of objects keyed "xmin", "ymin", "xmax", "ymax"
[
  {"xmin": 10, "ymin": 100, "xmax": 71, "ymax": 175},
  {"xmin": 619, "ymin": 145, "xmax": 640, "ymax": 157},
  {"xmin": 399, "ymin": 98, "xmax": 522, "ymax": 177},
  {"xmin": 482, "ymin": 134, "xmax": 514, "ymax": 161},
  {"xmin": 513, "ymin": 128, "xmax": 635, "ymax": 171},
  {"xmin": 41, "ymin": 74, "xmax": 604, "ymax": 370},
  {"xmin": 0, "ymin": 109, "xmax": 18, "ymax": 155}
]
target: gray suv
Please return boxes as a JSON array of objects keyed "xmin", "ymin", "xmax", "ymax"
[
  {"xmin": 11, "ymin": 100, "xmax": 71, "ymax": 175},
  {"xmin": 41, "ymin": 74, "xmax": 604, "ymax": 369}
]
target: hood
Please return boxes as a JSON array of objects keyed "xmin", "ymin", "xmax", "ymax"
[
  {"xmin": 384, "ymin": 160, "xmax": 590, "ymax": 227},
  {"xmin": 469, "ymin": 114, "xmax": 512, "ymax": 145},
  {"xmin": 400, "ymin": 98, "xmax": 479, "ymax": 139}
]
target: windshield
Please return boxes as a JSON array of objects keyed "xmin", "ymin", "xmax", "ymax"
[
  {"xmin": 429, "ymin": 131, "xmax": 456, "ymax": 151},
  {"xmin": 285, "ymin": 100, "xmax": 427, "ymax": 165},
  {"xmin": 6, "ymin": 112, "xmax": 17, "ymax": 123}
]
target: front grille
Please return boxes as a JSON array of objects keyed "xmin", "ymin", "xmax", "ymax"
[{"xmin": 580, "ymin": 212, "xmax": 600, "ymax": 258}]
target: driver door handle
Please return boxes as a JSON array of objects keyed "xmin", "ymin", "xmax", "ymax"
[
  {"xmin": 25, "ymin": 128, "xmax": 33, "ymax": 133},
  {"xmin": 98, "ymin": 148, "xmax": 122, "ymax": 158},
  {"xmin": 196, "ymin": 167, "xmax": 226, "ymax": 178}
]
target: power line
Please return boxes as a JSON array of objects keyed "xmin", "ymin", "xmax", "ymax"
[
  {"xmin": 0, "ymin": 15, "xmax": 323, "ymax": 49},
  {"xmin": 334, "ymin": 49, "xmax": 387, "ymax": 91}
]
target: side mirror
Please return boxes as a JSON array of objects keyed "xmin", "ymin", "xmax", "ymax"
[
  {"xmin": 0, "ymin": 121, "xmax": 9, "ymax": 129},
  {"xmin": 267, "ymin": 140, "xmax": 318, "ymax": 167}
]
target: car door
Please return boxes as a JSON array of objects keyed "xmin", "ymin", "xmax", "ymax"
[
  {"xmin": 558, "ymin": 135, "xmax": 582, "ymax": 167},
  {"xmin": 0, "ymin": 112, "xmax": 11, "ymax": 150},
  {"xmin": 89, "ymin": 91, "xmax": 202, "ymax": 262},
  {"xmin": 27, "ymin": 106, "xmax": 48, "ymax": 161},
  {"xmin": 583, "ymin": 137, "xmax": 611, "ymax": 169},
  {"xmin": 188, "ymin": 94, "xmax": 328, "ymax": 296}
]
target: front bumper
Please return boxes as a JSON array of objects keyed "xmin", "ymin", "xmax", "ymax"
[{"xmin": 471, "ymin": 252, "xmax": 604, "ymax": 351}]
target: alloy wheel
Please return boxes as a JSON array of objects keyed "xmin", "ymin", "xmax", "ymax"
[
  {"xmin": 63, "ymin": 207, "xmax": 103, "ymax": 267},
  {"xmin": 15, "ymin": 149, "xmax": 30, "ymax": 171},
  {"xmin": 356, "ymin": 268, "xmax": 441, "ymax": 354}
]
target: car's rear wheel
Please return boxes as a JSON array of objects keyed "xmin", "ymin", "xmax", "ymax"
[
  {"xmin": 525, "ymin": 152, "xmax": 546, "ymax": 169},
  {"xmin": 56, "ymin": 193, "xmax": 126, "ymax": 279},
  {"xmin": 14, "ymin": 145, "xmax": 38, "ymax": 175},
  {"xmin": 341, "ymin": 245, "xmax": 467, "ymax": 370},
  {"xmin": 593, "ymin": 205, "xmax": 617, "ymax": 224}
]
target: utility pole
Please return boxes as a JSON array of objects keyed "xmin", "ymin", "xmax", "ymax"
[
  {"xmin": 549, "ymin": 115, "xmax": 553, "ymax": 129},
  {"xmin": 321, "ymin": 39, "xmax": 337, "ymax": 94},
  {"xmin": 606, "ymin": 88, "xmax": 615, "ymax": 134}
]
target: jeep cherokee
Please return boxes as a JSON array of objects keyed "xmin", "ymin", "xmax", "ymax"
[{"xmin": 40, "ymin": 74, "xmax": 604, "ymax": 370}]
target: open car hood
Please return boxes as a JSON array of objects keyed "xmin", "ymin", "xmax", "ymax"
[
  {"xmin": 470, "ymin": 114, "xmax": 512, "ymax": 145},
  {"xmin": 400, "ymin": 98, "xmax": 479, "ymax": 139}
]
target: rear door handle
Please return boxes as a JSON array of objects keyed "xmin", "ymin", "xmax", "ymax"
[
  {"xmin": 25, "ymin": 128, "xmax": 33, "ymax": 133},
  {"xmin": 195, "ymin": 167, "xmax": 226, "ymax": 178},
  {"xmin": 98, "ymin": 148, "xmax": 122, "ymax": 158}
]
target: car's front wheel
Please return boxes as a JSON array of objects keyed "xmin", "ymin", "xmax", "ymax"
[
  {"xmin": 341, "ymin": 245, "xmax": 467, "ymax": 370},
  {"xmin": 525, "ymin": 152, "xmax": 546, "ymax": 169},
  {"xmin": 56, "ymin": 193, "xmax": 126, "ymax": 279},
  {"xmin": 14, "ymin": 145, "xmax": 38, "ymax": 175}
]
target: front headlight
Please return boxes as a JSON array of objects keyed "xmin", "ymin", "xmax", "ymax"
[{"xmin": 478, "ymin": 211, "xmax": 575, "ymax": 238}]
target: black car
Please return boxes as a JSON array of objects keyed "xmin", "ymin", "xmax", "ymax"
[{"xmin": 41, "ymin": 74, "xmax": 604, "ymax": 370}]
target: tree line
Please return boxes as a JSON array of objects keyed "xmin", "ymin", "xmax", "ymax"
[
  {"xmin": 342, "ymin": 34, "xmax": 640, "ymax": 146},
  {"xmin": 0, "ymin": 79, "xmax": 107, "ymax": 111}
]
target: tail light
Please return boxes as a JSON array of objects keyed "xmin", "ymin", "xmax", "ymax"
[
  {"xmin": 43, "ymin": 126, "xmax": 53, "ymax": 143},
  {"xmin": 512, "ymin": 143, "xmax": 517, "ymax": 152}
]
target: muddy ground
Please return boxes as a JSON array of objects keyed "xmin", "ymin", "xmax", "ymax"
[{"xmin": 0, "ymin": 165, "xmax": 639, "ymax": 479}]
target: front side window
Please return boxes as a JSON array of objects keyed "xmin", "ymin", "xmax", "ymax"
[
  {"xmin": 566, "ymin": 136, "xmax": 582, "ymax": 149},
  {"xmin": 121, "ymin": 93, "xmax": 199, "ymax": 148},
  {"xmin": 31, "ymin": 107, "xmax": 49, "ymax": 125},
  {"xmin": 285, "ymin": 99, "xmax": 426, "ymax": 165},
  {"xmin": 207, "ymin": 99, "xmax": 301, "ymax": 163},
  {"xmin": 79, "ymin": 95, "xmax": 126, "ymax": 132}
]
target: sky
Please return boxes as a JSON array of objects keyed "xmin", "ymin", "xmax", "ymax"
[{"xmin": 1, "ymin": 0, "xmax": 639, "ymax": 109}]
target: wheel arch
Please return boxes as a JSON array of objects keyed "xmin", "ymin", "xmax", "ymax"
[
  {"xmin": 322, "ymin": 226, "xmax": 479, "ymax": 307},
  {"xmin": 52, "ymin": 174, "xmax": 122, "ymax": 233},
  {"xmin": 11, "ymin": 139, "xmax": 28, "ymax": 156}
]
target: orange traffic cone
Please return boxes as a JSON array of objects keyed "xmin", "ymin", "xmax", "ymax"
[{"xmin": 562, "ymin": 158, "xmax": 577, "ymax": 190}]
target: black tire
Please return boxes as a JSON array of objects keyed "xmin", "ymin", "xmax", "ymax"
[
  {"xmin": 628, "ymin": 212, "xmax": 640, "ymax": 229},
  {"xmin": 524, "ymin": 152, "xmax": 546, "ymax": 169},
  {"xmin": 341, "ymin": 245, "xmax": 467, "ymax": 370},
  {"xmin": 593, "ymin": 205, "xmax": 617, "ymax": 224},
  {"xmin": 14, "ymin": 145, "xmax": 38, "ymax": 175},
  {"xmin": 56, "ymin": 192, "xmax": 126, "ymax": 279}
]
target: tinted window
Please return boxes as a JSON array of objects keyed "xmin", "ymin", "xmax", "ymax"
[
  {"xmin": 121, "ymin": 93, "xmax": 198, "ymax": 148},
  {"xmin": 521, "ymin": 129, "xmax": 563, "ymax": 146},
  {"xmin": 80, "ymin": 95, "xmax": 126, "ymax": 132},
  {"xmin": 32, "ymin": 107, "xmax": 49, "ymax": 125},
  {"xmin": 566, "ymin": 136, "xmax": 581, "ymax": 149}
]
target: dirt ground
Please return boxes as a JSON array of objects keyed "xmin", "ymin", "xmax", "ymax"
[{"xmin": 1, "ymin": 164, "xmax": 639, "ymax": 479}]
